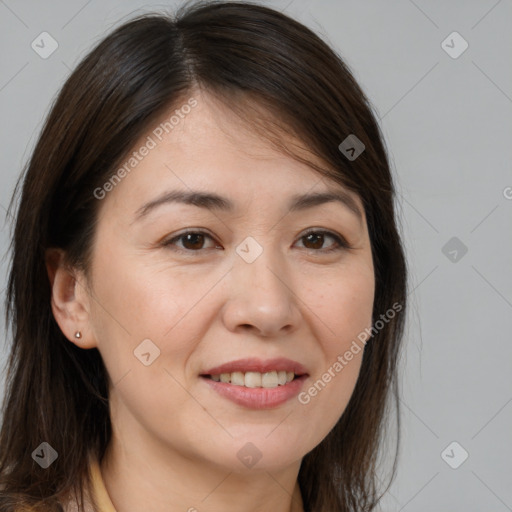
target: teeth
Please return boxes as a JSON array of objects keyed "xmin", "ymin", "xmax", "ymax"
[
  {"xmin": 208, "ymin": 370, "xmax": 296, "ymax": 388},
  {"xmin": 261, "ymin": 371, "xmax": 278, "ymax": 388},
  {"xmin": 231, "ymin": 371, "xmax": 245, "ymax": 386},
  {"xmin": 245, "ymin": 372, "xmax": 262, "ymax": 388}
]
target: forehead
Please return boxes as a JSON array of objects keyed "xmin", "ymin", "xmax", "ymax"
[{"xmin": 101, "ymin": 90, "xmax": 363, "ymax": 216}]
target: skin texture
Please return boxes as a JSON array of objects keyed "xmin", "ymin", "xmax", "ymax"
[{"xmin": 47, "ymin": 89, "xmax": 375, "ymax": 512}]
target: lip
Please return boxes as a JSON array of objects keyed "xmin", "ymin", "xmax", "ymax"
[
  {"xmin": 202, "ymin": 375, "xmax": 308, "ymax": 409},
  {"xmin": 200, "ymin": 357, "xmax": 309, "ymax": 410},
  {"xmin": 201, "ymin": 357, "xmax": 308, "ymax": 376}
]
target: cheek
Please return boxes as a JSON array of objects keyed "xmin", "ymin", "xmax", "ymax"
[
  {"xmin": 87, "ymin": 255, "xmax": 200, "ymax": 427},
  {"xmin": 89, "ymin": 245, "xmax": 196, "ymax": 341},
  {"xmin": 87, "ymin": 244, "xmax": 226, "ymax": 393},
  {"xmin": 294, "ymin": 262, "xmax": 374, "ymax": 443},
  {"xmin": 324, "ymin": 278, "xmax": 373, "ymax": 394},
  {"xmin": 308, "ymin": 261, "xmax": 375, "ymax": 351}
]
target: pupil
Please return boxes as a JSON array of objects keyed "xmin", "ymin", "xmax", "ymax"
[
  {"xmin": 184, "ymin": 233, "xmax": 204, "ymax": 250},
  {"xmin": 305, "ymin": 233, "xmax": 323, "ymax": 249}
]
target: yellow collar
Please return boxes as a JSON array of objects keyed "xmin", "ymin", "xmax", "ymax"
[{"xmin": 88, "ymin": 455, "xmax": 117, "ymax": 512}]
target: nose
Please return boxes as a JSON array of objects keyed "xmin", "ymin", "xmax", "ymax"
[{"xmin": 221, "ymin": 248, "xmax": 302, "ymax": 338}]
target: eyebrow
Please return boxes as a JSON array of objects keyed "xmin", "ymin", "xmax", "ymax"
[{"xmin": 134, "ymin": 189, "xmax": 363, "ymax": 222}]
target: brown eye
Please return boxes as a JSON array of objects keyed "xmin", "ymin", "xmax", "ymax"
[
  {"xmin": 302, "ymin": 232, "xmax": 325, "ymax": 250},
  {"xmin": 181, "ymin": 233, "xmax": 206, "ymax": 250},
  {"xmin": 163, "ymin": 229, "xmax": 348, "ymax": 254},
  {"xmin": 163, "ymin": 231, "xmax": 219, "ymax": 253},
  {"xmin": 296, "ymin": 230, "xmax": 348, "ymax": 252}
]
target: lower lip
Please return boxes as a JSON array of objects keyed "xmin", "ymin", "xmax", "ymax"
[{"xmin": 201, "ymin": 375, "xmax": 308, "ymax": 409}]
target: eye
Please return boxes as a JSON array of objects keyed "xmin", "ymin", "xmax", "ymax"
[
  {"xmin": 295, "ymin": 229, "xmax": 349, "ymax": 253},
  {"xmin": 162, "ymin": 229, "xmax": 350, "ymax": 254},
  {"xmin": 162, "ymin": 230, "xmax": 220, "ymax": 252}
]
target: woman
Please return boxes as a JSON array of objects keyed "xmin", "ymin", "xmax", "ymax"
[{"xmin": 0, "ymin": 1, "xmax": 407, "ymax": 511}]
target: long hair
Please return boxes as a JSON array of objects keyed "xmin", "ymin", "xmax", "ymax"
[{"xmin": 0, "ymin": 2, "xmax": 407, "ymax": 510}]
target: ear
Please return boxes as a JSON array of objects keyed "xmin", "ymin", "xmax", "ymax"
[{"xmin": 46, "ymin": 248, "xmax": 97, "ymax": 349}]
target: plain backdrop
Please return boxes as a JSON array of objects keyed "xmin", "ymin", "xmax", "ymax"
[{"xmin": 0, "ymin": 1, "xmax": 511, "ymax": 510}]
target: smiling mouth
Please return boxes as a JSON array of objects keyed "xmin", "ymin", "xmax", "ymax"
[{"xmin": 202, "ymin": 370, "xmax": 299, "ymax": 388}]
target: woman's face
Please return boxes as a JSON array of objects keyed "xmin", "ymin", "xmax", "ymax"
[{"xmin": 82, "ymin": 90, "xmax": 375, "ymax": 472}]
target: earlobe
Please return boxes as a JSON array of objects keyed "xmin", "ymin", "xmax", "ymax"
[{"xmin": 45, "ymin": 248, "xmax": 97, "ymax": 349}]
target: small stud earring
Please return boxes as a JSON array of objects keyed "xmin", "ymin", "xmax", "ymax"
[{"xmin": 74, "ymin": 331, "xmax": 82, "ymax": 339}]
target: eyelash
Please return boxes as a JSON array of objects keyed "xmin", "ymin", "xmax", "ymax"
[{"xmin": 161, "ymin": 229, "xmax": 351, "ymax": 255}]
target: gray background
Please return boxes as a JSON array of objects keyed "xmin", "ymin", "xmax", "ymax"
[{"xmin": 1, "ymin": 0, "xmax": 511, "ymax": 510}]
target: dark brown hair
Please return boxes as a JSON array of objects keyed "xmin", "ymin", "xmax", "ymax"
[{"xmin": 0, "ymin": 1, "xmax": 407, "ymax": 511}]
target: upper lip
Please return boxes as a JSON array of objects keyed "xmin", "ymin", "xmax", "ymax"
[{"xmin": 201, "ymin": 357, "xmax": 308, "ymax": 376}]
